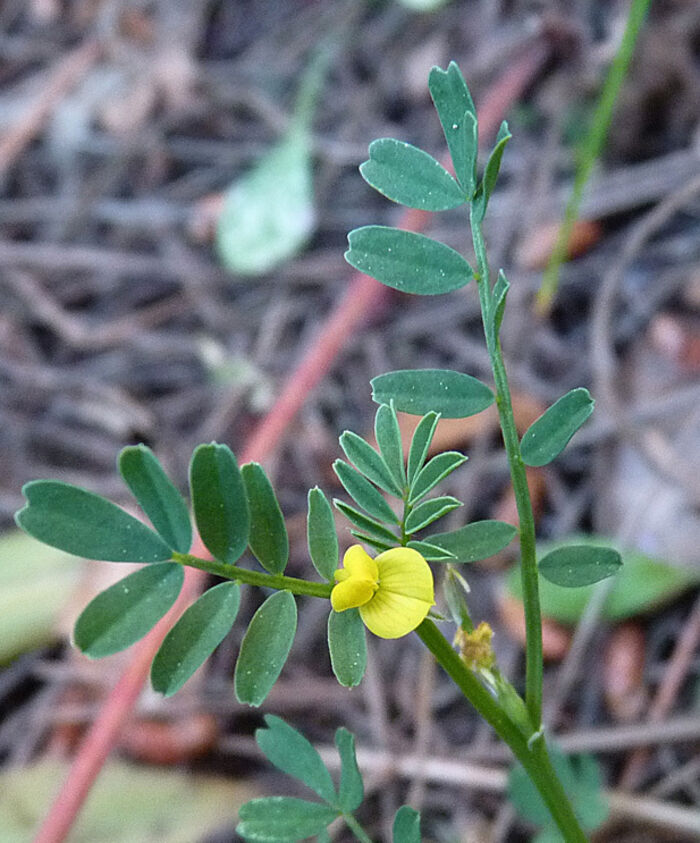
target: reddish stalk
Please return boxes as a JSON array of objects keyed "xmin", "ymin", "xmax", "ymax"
[{"xmin": 32, "ymin": 38, "xmax": 551, "ymax": 843}]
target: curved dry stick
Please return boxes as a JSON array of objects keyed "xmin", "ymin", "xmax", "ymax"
[{"xmin": 32, "ymin": 39, "xmax": 552, "ymax": 843}]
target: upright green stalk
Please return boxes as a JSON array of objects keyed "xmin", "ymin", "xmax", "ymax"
[{"xmin": 470, "ymin": 210, "xmax": 543, "ymax": 728}]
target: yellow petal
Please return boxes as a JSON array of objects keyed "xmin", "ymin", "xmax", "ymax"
[
  {"xmin": 331, "ymin": 577, "xmax": 377, "ymax": 612},
  {"xmin": 342, "ymin": 544, "xmax": 379, "ymax": 581},
  {"xmin": 375, "ymin": 547, "xmax": 435, "ymax": 603},
  {"xmin": 360, "ymin": 589, "xmax": 432, "ymax": 638}
]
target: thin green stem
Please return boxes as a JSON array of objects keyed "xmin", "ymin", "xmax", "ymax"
[
  {"xmin": 417, "ymin": 619, "xmax": 588, "ymax": 842},
  {"xmin": 535, "ymin": 0, "xmax": 652, "ymax": 313},
  {"xmin": 171, "ymin": 552, "xmax": 333, "ymax": 599},
  {"xmin": 343, "ymin": 813, "xmax": 374, "ymax": 843},
  {"xmin": 470, "ymin": 210, "xmax": 543, "ymax": 728}
]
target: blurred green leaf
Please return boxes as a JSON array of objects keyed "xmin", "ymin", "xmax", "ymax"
[
  {"xmin": 374, "ymin": 402, "xmax": 407, "ymax": 492},
  {"xmin": 333, "ymin": 460, "xmax": 399, "ymax": 525},
  {"xmin": 16, "ymin": 481, "xmax": 172, "ymax": 563},
  {"xmin": 339, "ymin": 430, "xmax": 402, "ymax": 496},
  {"xmin": 428, "ymin": 62, "xmax": 477, "ymax": 192},
  {"xmin": 118, "ymin": 445, "xmax": 192, "ymax": 554},
  {"xmin": 335, "ymin": 728, "xmax": 363, "ymax": 812},
  {"xmin": 429, "ymin": 520, "xmax": 517, "ymax": 563},
  {"xmin": 539, "ymin": 544, "xmax": 622, "ymax": 588},
  {"xmin": 151, "ymin": 581, "xmax": 241, "ymax": 697},
  {"xmin": 327, "ymin": 607, "xmax": 367, "ymax": 687},
  {"xmin": 189, "ymin": 443, "xmax": 249, "ymax": 564},
  {"xmin": 521, "ymin": 388, "xmax": 594, "ymax": 467},
  {"xmin": 409, "ymin": 451, "xmax": 467, "ymax": 504},
  {"xmin": 360, "ymin": 138, "xmax": 465, "ymax": 210},
  {"xmin": 307, "ymin": 487, "xmax": 339, "ymax": 582},
  {"xmin": 345, "ymin": 226, "xmax": 473, "ymax": 295},
  {"xmin": 242, "ymin": 462, "xmax": 289, "ymax": 574},
  {"xmin": 392, "ymin": 805, "xmax": 421, "ymax": 843},
  {"xmin": 0, "ymin": 531, "xmax": 84, "ymax": 663},
  {"xmin": 472, "ymin": 121, "xmax": 511, "ymax": 222},
  {"xmin": 235, "ymin": 590, "xmax": 297, "ymax": 706},
  {"xmin": 0, "ymin": 759, "xmax": 254, "ymax": 843},
  {"xmin": 372, "ymin": 369, "xmax": 494, "ymax": 418},
  {"xmin": 406, "ymin": 411, "xmax": 440, "ymax": 485},
  {"xmin": 237, "ymin": 797, "xmax": 338, "ymax": 840},
  {"xmin": 74, "ymin": 563, "xmax": 184, "ymax": 658},
  {"xmin": 507, "ymin": 536, "xmax": 699, "ymax": 623},
  {"xmin": 398, "ymin": 0, "xmax": 452, "ymax": 10},
  {"xmin": 256, "ymin": 715, "xmax": 336, "ymax": 804},
  {"xmin": 405, "ymin": 495, "xmax": 462, "ymax": 533}
]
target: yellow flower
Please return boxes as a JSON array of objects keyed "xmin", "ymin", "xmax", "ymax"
[{"xmin": 331, "ymin": 545, "xmax": 434, "ymax": 639}]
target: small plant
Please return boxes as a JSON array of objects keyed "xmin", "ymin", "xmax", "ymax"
[{"xmin": 16, "ymin": 63, "xmax": 622, "ymax": 841}]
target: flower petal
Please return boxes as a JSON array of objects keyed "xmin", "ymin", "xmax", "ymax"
[
  {"xmin": 331, "ymin": 577, "xmax": 377, "ymax": 612},
  {"xmin": 360, "ymin": 589, "xmax": 432, "ymax": 638},
  {"xmin": 375, "ymin": 547, "xmax": 435, "ymax": 603},
  {"xmin": 342, "ymin": 544, "xmax": 379, "ymax": 581}
]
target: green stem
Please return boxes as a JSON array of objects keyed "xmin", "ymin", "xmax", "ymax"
[
  {"xmin": 171, "ymin": 552, "xmax": 333, "ymax": 599},
  {"xmin": 417, "ymin": 620, "xmax": 587, "ymax": 842},
  {"xmin": 343, "ymin": 813, "xmax": 374, "ymax": 843},
  {"xmin": 470, "ymin": 210, "xmax": 543, "ymax": 728},
  {"xmin": 535, "ymin": 0, "xmax": 652, "ymax": 313}
]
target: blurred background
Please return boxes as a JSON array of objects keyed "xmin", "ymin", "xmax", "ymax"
[{"xmin": 0, "ymin": 0, "xmax": 699, "ymax": 840}]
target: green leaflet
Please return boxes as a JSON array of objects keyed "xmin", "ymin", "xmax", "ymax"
[
  {"xmin": 520, "ymin": 388, "xmax": 595, "ymax": 467},
  {"xmin": 333, "ymin": 459, "xmax": 399, "ymax": 525},
  {"xmin": 406, "ymin": 539, "xmax": 456, "ymax": 561},
  {"xmin": 335, "ymin": 728, "xmax": 363, "ymax": 812},
  {"xmin": 428, "ymin": 62, "xmax": 477, "ymax": 192},
  {"xmin": 16, "ymin": 480, "xmax": 172, "ymax": 563},
  {"xmin": 472, "ymin": 121, "xmax": 512, "ymax": 222},
  {"xmin": 235, "ymin": 590, "xmax": 297, "ymax": 707},
  {"xmin": 372, "ymin": 369, "xmax": 494, "ymax": 419},
  {"xmin": 118, "ymin": 445, "xmax": 192, "ymax": 554},
  {"xmin": 236, "ymin": 797, "xmax": 338, "ymax": 841},
  {"xmin": 339, "ymin": 430, "xmax": 402, "ymax": 495},
  {"xmin": 409, "ymin": 451, "xmax": 467, "ymax": 504},
  {"xmin": 74, "ymin": 563, "xmax": 183, "ymax": 658},
  {"xmin": 345, "ymin": 226, "xmax": 473, "ymax": 295},
  {"xmin": 405, "ymin": 496, "xmax": 462, "ymax": 534},
  {"xmin": 327, "ymin": 607, "xmax": 367, "ymax": 688},
  {"xmin": 151, "ymin": 582, "xmax": 241, "ymax": 697},
  {"xmin": 256, "ymin": 715, "xmax": 337, "ymax": 805},
  {"xmin": 242, "ymin": 462, "xmax": 289, "ymax": 574},
  {"xmin": 406, "ymin": 411, "xmax": 440, "ymax": 485},
  {"xmin": 392, "ymin": 805, "xmax": 422, "ymax": 843},
  {"xmin": 429, "ymin": 520, "xmax": 517, "ymax": 563},
  {"xmin": 307, "ymin": 487, "xmax": 339, "ymax": 582},
  {"xmin": 360, "ymin": 138, "xmax": 465, "ymax": 210},
  {"xmin": 334, "ymin": 500, "xmax": 399, "ymax": 544},
  {"xmin": 374, "ymin": 402, "xmax": 407, "ymax": 492},
  {"xmin": 538, "ymin": 544, "xmax": 622, "ymax": 588},
  {"xmin": 189, "ymin": 443, "xmax": 249, "ymax": 564}
]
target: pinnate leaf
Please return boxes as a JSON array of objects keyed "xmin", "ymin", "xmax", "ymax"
[
  {"xmin": 327, "ymin": 607, "xmax": 367, "ymax": 687},
  {"xmin": 236, "ymin": 797, "xmax": 338, "ymax": 840},
  {"xmin": 119, "ymin": 445, "xmax": 192, "ymax": 553},
  {"xmin": 151, "ymin": 581, "xmax": 241, "ymax": 696},
  {"xmin": 345, "ymin": 226, "xmax": 473, "ymax": 295},
  {"xmin": 335, "ymin": 728, "xmax": 363, "ymax": 812},
  {"xmin": 242, "ymin": 462, "xmax": 289, "ymax": 574},
  {"xmin": 235, "ymin": 590, "xmax": 297, "ymax": 706},
  {"xmin": 16, "ymin": 480, "xmax": 171, "ymax": 562},
  {"xmin": 372, "ymin": 369, "xmax": 494, "ymax": 418},
  {"xmin": 360, "ymin": 138, "xmax": 465, "ymax": 210},
  {"xmin": 307, "ymin": 487, "xmax": 339, "ymax": 582},
  {"xmin": 189, "ymin": 443, "xmax": 249, "ymax": 564},
  {"xmin": 539, "ymin": 544, "xmax": 622, "ymax": 588},
  {"xmin": 521, "ymin": 388, "xmax": 594, "ymax": 467},
  {"xmin": 74, "ymin": 563, "xmax": 183, "ymax": 658},
  {"xmin": 429, "ymin": 520, "xmax": 517, "ymax": 563},
  {"xmin": 256, "ymin": 715, "xmax": 336, "ymax": 804}
]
